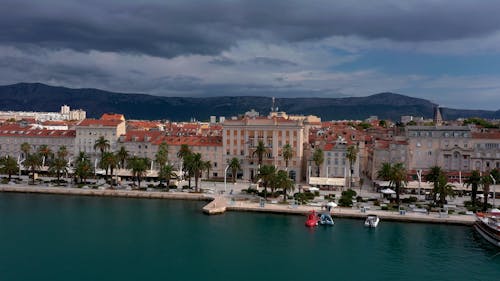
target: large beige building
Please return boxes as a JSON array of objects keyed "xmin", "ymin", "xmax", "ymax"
[
  {"xmin": 406, "ymin": 126, "xmax": 472, "ymax": 173},
  {"xmin": 222, "ymin": 116, "xmax": 305, "ymax": 181},
  {"xmin": 74, "ymin": 116, "xmax": 126, "ymax": 161},
  {"xmin": 118, "ymin": 131, "xmax": 224, "ymax": 178},
  {"xmin": 0, "ymin": 124, "xmax": 75, "ymax": 160}
]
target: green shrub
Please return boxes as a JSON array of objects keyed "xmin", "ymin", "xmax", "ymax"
[
  {"xmin": 338, "ymin": 197, "xmax": 353, "ymax": 207},
  {"xmin": 342, "ymin": 189, "xmax": 357, "ymax": 198},
  {"xmin": 381, "ymin": 206, "xmax": 389, "ymax": 211}
]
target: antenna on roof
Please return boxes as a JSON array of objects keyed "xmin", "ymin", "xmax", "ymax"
[{"xmin": 271, "ymin": 97, "xmax": 278, "ymax": 112}]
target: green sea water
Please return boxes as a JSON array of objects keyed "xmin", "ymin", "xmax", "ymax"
[{"xmin": 0, "ymin": 193, "xmax": 499, "ymax": 281}]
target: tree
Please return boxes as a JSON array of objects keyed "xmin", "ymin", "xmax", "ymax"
[
  {"xmin": 204, "ymin": 160, "xmax": 212, "ymax": 179},
  {"xmin": 258, "ymin": 165, "xmax": 276, "ymax": 200},
  {"xmin": 128, "ymin": 157, "xmax": 150, "ymax": 188},
  {"xmin": 158, "ymin": 164, "xmax": 176, "ymax": 187},
  {"xmin": 377, "ymin": 162, "xmax": 407, "ymax": 208},
  {"xmin": 177, "ymin": 144, "xmax": 192, "ymax": 181},
  {"xmin": 49, "ymin": 157, "xmax": 68, "ymax": 184},
  {"xmin": 228, "ymin": 157, "xmax": 241, "ymax": 183},
  {"xmin": 481, "ymin": 174, "xmax": 493, "ymax": 211},
  {"xmin": 25, "ymin": 153, "xmax": 42, "ymax": 184},
  {"xmin": 390, "ymin": 163, "xmax": 407, "ymax": 208},
  {"xmin": 101, "ymin": 152, "xmax": 118, "ymax": 183},
  {"xmin": 20, "ymin": 142, "xmax": 31, "ymax": 158},
  {"xmin": 436, "ymin": 173, "xmax": 455, "ymax": 207},
  {"xmin": 376, "ymin": 163, "xmax": 392, "ymax": 181},
  {"xmin": 282, "ymin": 143, "xmax": 293, "ymax": 170},
  {"xmin": 57, "ymin": 146, "xmax": 68, "ymax": 160},
  {"xmin": 312, "ymin": 148, "xmax": 324, "ymax": 177},
  {"xmin": 271, "ymin": 170, "xmax": 294, "ymax": 202},
  {"xmin": 346, "ymin": 145, "xmax": 358, "ymax": 189},
  {"xmin": 426, "ymin": 166, "xmax": 443, "ymax": 203},
  {"xmin": 0, "ymin": 156, "xmax": 19, "ymax": 181},
  {"xmin": 155, "ymin": 142, "xmax": 169, "ymax": 170},
  {"xmin": 465, "ymin": 170, "xmax": 481, "ymax": 207},
  {"xmin": 94, "ymin": 136, "xmax": 110, "ymax": 158},
  {"xmin": 37, "ymin": 145, "xmax": 53, "ymax": 165},
  {"xmin": 186, "ymin": 153, "xmax": 204, "ymax": 192},
  {"xmin": 75, "ymin": 153, "xmax": 92, "ymax": 184},
  {"xmin": 116, "ymin": 146, "xmax": 129, "ymax": 168},
  {"xmin": 253, "ymin": 141, "xmax": 267, "ymax": 167}
]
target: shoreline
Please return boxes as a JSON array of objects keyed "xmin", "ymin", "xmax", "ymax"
[{"xmin": 0, "ymin": 184, "xmax": 475, "ymax": 226}]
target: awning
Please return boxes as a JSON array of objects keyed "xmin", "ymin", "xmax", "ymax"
[
  {"xmin": 308, "ymin": 177, "xmax": 345, "ymax": 186},
  {"xmin": 380, "ymin": 188, "xmax": 396, "ymax": 194}
]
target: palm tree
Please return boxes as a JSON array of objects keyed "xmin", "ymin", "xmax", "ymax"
[
  {"xmin": 346, "ymin": 145, "xmax": 358, "ymax": 189},
  {"xmin": 0, "ymin": 156, "xmax": 19, "ymax": 181},
  {"xmin": 116, "ymin": 146, "xmax": 129, "ymax": 168},
  {"xmin": 258, "ymin": 165, "xmax": 276, "ymax": 200},
  {"xmin": 49, "ymin": 157, "xmax": 68, "ymax": 184},
  {"xmin": 177, "ymin": 144, "xmax": 192, "ymax": 181},
  {"xmin": 481, "ymin": 174, "xmax": 493, "ymax": 211},
  {"xmin": 426, "ymin": 166, "xmax": 443, "ymax": 203},
  {"xmin": 75, "ymin": 158, "xmax": 93, "ymax": 184},
  {"xmin": 390, "ymin": 163, "xmax": 408, "ymax": 209},
  {"xmin": 204, "ymin": 160, "xmax": 212, "ymax": 179},
  {"xmin": 465, "ymin": 170, "xmax": 481, "ymax": 207},
  {"xmin": 155, "ymin": 142, "xmax": 169, "ymax": 170},
  {"xmin": 158, "ymin": 164, "xmax": 176, "ymax": 187},
  {"xmin": 94, "ymin": 136, "xmax": 110, "ymax": 158},
  {"xmin": 187, "ymin": 153, "xmax": 205, "ymax": 192},
  {"xmin": 377, "ymin": 162, "xmax": 407, "ymax": 208},
  {"xmin": 376, "ymin": 163, "xmax": 392, "ymax": 181},
  {"xmin": 436, "ymin": 173, "xmax": 455, "ymax": 207},
  {"xmin": 128, "ymin": 157, "xmax": 149, "ymax": 188},
  {"xmin": 312, "ymin": 148, "xmax": 324, "ymax": 177},
  {"xmin": 57, "ymin": 146, "xmax": 68, "ymax": 160},
  {"xmin": 25, "ymin": 153, "xmax": 42, "ymax": 184},
  {"xmin": 271, "ymin": 170, "xmax": 294, "ymax": 202},
  {"xmin": 228, "ymin": 157, "xmax": 241, "ymax": 183},
  {"xmin": 282, "ymin": 143, "xmax": 293, "ymax": 170},
  {"xmin": 101, "ymin": 152, "xmax": 118, "ymax": 183},
  {"xmin": 37, "ymin": 144, "xmax": 53, "ymax": 165},
  {"xmin": 253, "ymin": 141, "xmax": 267, "ymax": 167},
  {"xmin": 20, "ymin": 142, "xmax": 31, "ymax": 158}
]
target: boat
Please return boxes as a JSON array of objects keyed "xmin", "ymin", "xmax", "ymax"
[
  {"xmin": 305, "ymin": 210, "xmax": 319, "ymax": 227},
  {"xmin": 474, "ymin": 211, "xmax": 500, "ymax": 247},
  {"xmin": 364, "ymin": 214, "xmax": 380, "ymax": 228},
  {"xmin": 319, "ymin": 213, "xmax": 334, "ymax": 226}
]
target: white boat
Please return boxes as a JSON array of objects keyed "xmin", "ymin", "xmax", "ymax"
[
  {"xmin": 319, "ymin": 213, "xmax": 334, "ymax": 226},
  {"xmin": 474, "ymin": 212, "xmax": 500, "ymax": 247},
  {"xmin": 364, "ymin": 214, "xmax": 380, "ymax": 228}
]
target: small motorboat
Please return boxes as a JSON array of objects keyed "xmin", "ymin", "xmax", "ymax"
[
  {"xmin": 305, "ymin": 210, "xmax": 319, "ymax": 227},
  {"xmin": 319, "ymin": 213, "xmax": 334, "ymax": 226},
  {"xmin": 364, "ymin": 214, "xmax": 380, "ymax": 228}
]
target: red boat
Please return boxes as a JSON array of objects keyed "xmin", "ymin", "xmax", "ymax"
[{"xmin": 305, "ymin": 210, "xmax": 319, "ymax": 227}]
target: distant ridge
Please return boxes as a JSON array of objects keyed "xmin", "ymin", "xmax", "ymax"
[{"xmin": 0, "ymin": 83, "xmax": 498, "ymax": 121}]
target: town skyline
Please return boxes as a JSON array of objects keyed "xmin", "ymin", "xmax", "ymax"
[{"xmin": 2, "ymin": 0, "xmax": 500, "ymax": 110}]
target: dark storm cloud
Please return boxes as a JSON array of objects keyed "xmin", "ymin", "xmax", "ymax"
[
  {"xmin": 249, "ymin": 57, "xmax": 298, "ymax": 67},
  {"xmin": 2, "ymin": 0, "xmax": 500, "ymax": 58}
]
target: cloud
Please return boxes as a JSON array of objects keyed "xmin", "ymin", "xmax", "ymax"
[{"xmin": 2, "ymin": 0, "xmax": 500, "ymax": 58}]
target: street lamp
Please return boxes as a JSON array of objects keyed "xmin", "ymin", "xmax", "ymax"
[
  {"xmin": 224, "ymin": 165, "xmax": 230, "ymax": 194},
  {"xmin": 490, "ymin": 174, "xmax": 496, "ymax": 208}
]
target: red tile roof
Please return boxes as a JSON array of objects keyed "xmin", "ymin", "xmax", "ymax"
[
  {"xmin": 77, "ymin": 119, "xmax": 123, "ymax": 127},
  {"xmin": 0, "ymin": 124, "xmax": 75, "ymax": 138}
]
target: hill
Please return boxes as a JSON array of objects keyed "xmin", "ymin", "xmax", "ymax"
[{"xmin": 0, "ymin": 83, "xmax": 498, "ymax": 121}]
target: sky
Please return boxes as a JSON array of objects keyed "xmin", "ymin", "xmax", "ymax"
[{"xmin": 1, "ymin": 0, "xmax": 500, "ymax": 110}]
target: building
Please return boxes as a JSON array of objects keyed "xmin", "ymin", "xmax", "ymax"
[
  {"xmin": 0, "ymin": 123, "xmax": 75, "ymax": 160},
  {"xmin": 222, "ymin": 115, "xmax": 305, "ymax": 182},
  {"xmin": 74, "ymin": 115, "xmax": 126, "ymax": 161}
]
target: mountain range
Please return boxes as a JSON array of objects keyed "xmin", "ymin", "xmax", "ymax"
[{"xmin": 0, "ymin": 83, "xmax": 498, "ymax": 121}]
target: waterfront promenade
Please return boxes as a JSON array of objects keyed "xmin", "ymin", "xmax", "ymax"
[{"xmin": 1, "ymin": 183, "xmax": 475, "ymax": 225}]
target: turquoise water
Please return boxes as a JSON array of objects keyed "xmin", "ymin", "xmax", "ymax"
[{"xmin": 0, "ymin": 193, "xmax": 499, "ymax": 281}]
